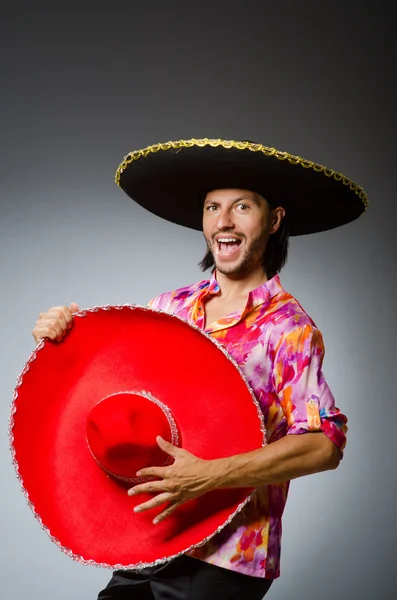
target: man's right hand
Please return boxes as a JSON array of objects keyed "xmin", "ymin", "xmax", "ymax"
[{"xmin": 32, "ymin": 303, "xmax": 80, "ymax": 344}]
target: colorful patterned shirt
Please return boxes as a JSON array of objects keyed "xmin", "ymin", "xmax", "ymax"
[{"xmin": 148, "ymin": 272, "xmax": 347, "ymax": 580}]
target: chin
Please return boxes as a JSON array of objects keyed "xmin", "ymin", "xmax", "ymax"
[{"xmin": 215, "ymin": 261, "xmax": 245, "ymax": 275}]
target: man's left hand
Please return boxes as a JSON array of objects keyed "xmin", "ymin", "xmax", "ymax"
[{"xmin": 127, "ymin": 436, "xmax": 219, "ymax": 524}]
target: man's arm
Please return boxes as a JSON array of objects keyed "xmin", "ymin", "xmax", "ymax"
[
  {"xmin": 129, "ymin": 431, "xmax": 340, "ymax": 523},
  {"xmin": 130, "ymin": 322, "xmax": 346, "ymax": 522},
  {"xmin": 208, "ymin": 430, "xmax": 340, "ymax": 489}
]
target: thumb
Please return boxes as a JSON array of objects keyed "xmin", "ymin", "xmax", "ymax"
[
  {"xmin": 157, "ymin": 435, "xmax": 182, "ymax": 458},
  {"xmin": 70, "ymin": 302, "xmax": 80, "ymax": 313}
]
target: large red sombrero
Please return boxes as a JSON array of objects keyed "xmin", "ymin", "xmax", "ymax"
[{"xmin": 10, "ymin": 306, "xmax": 265, "ymax": 569}]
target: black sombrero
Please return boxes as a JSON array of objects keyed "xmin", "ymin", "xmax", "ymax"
[{"xmin": 115, "ymin": 138, "xmax": 368, "ymax": 236}]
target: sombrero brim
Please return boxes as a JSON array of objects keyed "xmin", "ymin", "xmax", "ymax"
[
  {"xmin": 10, "ymin": 306, "xmax": 265, "ymax": 569},
  {"xmin": 115, "ymin": 138, "xmax": 368, "ymax": 236}
]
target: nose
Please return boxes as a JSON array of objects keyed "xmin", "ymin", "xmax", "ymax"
[{"xmin": 216, "ymin": 208, "xmax": 235, "ymax": 230}]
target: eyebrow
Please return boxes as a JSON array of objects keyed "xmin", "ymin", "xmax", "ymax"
[{"xmin": 204, "ymin": 195, "xmax": 261, "ymax": 207}]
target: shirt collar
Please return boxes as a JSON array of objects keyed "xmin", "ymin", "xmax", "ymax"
[
  {"xmin": 205, "ymin": 270, "xmax": 284, "ymax": 309},
  {"xmin": 206, "ymin": 271, "xmax": 221, "ymax": 296},
  {"xmin": 245, "ymin": 273, "xmax": 284, "ymax": 311},
  {"xmin": 197, "ymin": 270, "xmax": 284, "ymax": 333}
]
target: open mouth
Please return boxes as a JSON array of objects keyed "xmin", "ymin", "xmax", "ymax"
[{"xmin": 215, "ymin": 237, "xmax": 243, "ymax": 257}]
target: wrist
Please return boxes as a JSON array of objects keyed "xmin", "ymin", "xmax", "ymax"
[
  {"xmin": 203, "ymin": 457, "xmax": 229, "ymax": 491},
  {"xmin": 206, "ymin": 455, "xmax": 243, "ymax": 490}
]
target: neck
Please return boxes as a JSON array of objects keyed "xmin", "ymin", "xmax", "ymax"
[{"xmin": 214, "ymin": 265, "xmax": 270, "ymax": 299}]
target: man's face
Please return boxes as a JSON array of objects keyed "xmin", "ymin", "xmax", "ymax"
[{"xmin": 202, "ymin": 188, "xmax": 273, "ymax": 276}]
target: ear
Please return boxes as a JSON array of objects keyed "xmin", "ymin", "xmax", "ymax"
[{"xmin": 269, "ymin": 207, "xmax": 286, "ymax": 234}]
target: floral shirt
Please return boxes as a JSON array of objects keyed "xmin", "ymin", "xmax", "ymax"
[{"xmin": 148, "ymin": 272, "xmax": 347, "ymax": 580}]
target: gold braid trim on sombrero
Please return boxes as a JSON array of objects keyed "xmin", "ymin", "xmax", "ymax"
[{"xmin": 115, "ymin": 138, "xmax": 369, "ymax": 211}]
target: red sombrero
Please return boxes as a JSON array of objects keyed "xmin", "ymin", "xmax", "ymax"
[{"xmin": 10, "ymin": 306, "xmax": 265, "ymax": 569}]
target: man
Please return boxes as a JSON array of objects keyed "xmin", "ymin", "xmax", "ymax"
[{"xmin": 32, "ymin": 139, "xmax": 366, "ymax": 599}]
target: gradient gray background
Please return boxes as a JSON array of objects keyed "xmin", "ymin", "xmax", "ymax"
[{"xmin": 1, "ymin": 2, "xmax": 395, "ymax": 599}]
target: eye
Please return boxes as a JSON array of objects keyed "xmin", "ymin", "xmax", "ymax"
[
  {"xmin": 235, "ymin": 203, "xmax": 250, "ymax": 211},
  {"xmin": 204, "ymin": 204, "xmax": 218, "ymax": 212}
]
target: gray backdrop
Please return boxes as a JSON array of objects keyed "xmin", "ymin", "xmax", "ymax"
[{"xmin": 1, "ymin": 2, "xmax": 395, "ymax": 599}]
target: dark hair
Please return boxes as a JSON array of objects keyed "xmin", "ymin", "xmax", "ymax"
[{"xmin": 199, "ymin": 206, "xmax": 290, "ymax": 279}]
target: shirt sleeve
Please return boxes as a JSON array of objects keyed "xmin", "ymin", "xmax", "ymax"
[
  {"xmin": 147, "ymin": 297, "xmax": 156, "ymax": 309},
  {"xmin": 272, "ymin": 323, "xmax": 348, "ymax": 456},
  {"xmin": 147, "ymin": 293, "xmax": 170, "ymax": 311}
]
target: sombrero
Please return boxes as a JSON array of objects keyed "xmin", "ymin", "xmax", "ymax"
[
  {"xmin": 115, "ymin": 138, "xmax": 368, "ymax": 235},
  {"xmin": 10, "ymin": 306, "xmax": 265, "ymax": 569}
]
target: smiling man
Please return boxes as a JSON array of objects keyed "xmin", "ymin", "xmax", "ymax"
[
  {"xmin": 204, "ymin": 188, "xmax": 280, "ymax": 271},
  {"xmin": 32, "ymin": 139, "xmax": 367, "ymax": 599}
]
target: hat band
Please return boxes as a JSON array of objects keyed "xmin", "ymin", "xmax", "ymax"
[{"xmin": 87, "ymin": 390, "xmax": 179, "ymax": 483}]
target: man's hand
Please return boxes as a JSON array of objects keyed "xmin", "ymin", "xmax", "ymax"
[
  {"xmin": 128, "ymin": 432, "xmax": 341, "ymax": 526},
  {"xmin": 32, "ymin": 302, "xmax": 80, "ymax": 344},
  {"xmin": 128, "ymin": 436, "xmax": 218, "ymax": 524}
]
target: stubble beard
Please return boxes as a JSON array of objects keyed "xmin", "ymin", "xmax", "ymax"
[{"xmin": 207, "ymin": 231, "xmax": 268, "ymax": 276}]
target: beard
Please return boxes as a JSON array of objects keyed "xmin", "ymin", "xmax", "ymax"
[{"xmin": 206, "ymin": 230, "xmax": 268, "ymax": 276}]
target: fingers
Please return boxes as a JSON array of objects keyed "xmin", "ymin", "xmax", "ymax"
[
  {"xmin": 127, "ymin": 475, "xmax": 167, "ymax": 496},
  {"xmin": 132, "ymin": 491, "xmax": 181, "ymax": 524},
  {"xmin": 32, "ymin": 324, "xmax": 61, "ymax": 343},
  {"xmin": 156, "ymin": 435, "xmax": 185, "ymax": 458},
  {"xmin": 134, "ymin": 464, "xmax": 169, "ymax": 479},
  {"xmin": 32, "ymin": 303, "xmax": 79, "ymax": 344},
  {"xmin": 49, "ymin": 306, "xmax": 71, "ymax": 331},
  {"xmin": 133, "ymin": 492, "xmax": 173, "ymax": 515},
  {"xmin": 152, "ymin": 502, "xmax": 181, "ymax": 524}
]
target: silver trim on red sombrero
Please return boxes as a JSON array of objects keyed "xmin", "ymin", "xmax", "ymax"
[{"xmin": 9, "ymin": 304, "xmax": 266, "ymax": 571}]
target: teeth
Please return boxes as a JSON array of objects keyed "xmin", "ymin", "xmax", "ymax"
[{"xmin": 217, "ymin": 238, "xmax": 239, "ymax": 243}]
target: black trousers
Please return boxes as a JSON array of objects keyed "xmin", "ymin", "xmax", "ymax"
[{"xmin": 97, "ymin": 555, "xmax": 273, "ymax": 599}]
